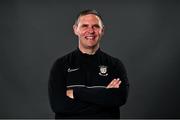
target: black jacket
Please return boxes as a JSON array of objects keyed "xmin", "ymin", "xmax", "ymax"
[{"xmin": 48, "ymin": 48, "xmax": 129, "ymax": 119}]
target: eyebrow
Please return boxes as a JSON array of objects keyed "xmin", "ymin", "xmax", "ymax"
[{"xmin": 80, "ymin": 24, "xmax": 100, "ymax": 27}]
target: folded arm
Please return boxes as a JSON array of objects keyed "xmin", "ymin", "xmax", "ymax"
[
  {"xmin": 66, "ymin": 59, "xmax": 129, "ymax": 107},
  {"xmin": 48, "ymin": 59, "xmax": 88, "ymax": 114}
]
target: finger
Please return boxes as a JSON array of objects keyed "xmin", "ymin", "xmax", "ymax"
[
  {"xmin": 110, "ymin": 78, "xmax": 121, "ymax": 88},
  {"xmin": 114, "ymin": 80, "xmax": 121, "ymax": 88},
  {"xmin": 111, "ymin": 79, "xmax": 120, "ymax": 87},
  {"xmin": 113, "ymin": 79, "xmax": 119, "ymax": 86},
  {"xmin": 66, "ymin": 89, "xmax": 74, "ymax": 99},
  {"xmin": 107, "ymin": 79, "xmax": 116, "ymax": 88},
  {"xmin": 111, "ymin": 80, "xmax": 119, "ymax": 88},
  {"xmin": 119, "ymin": 80, "xmax": 122, "ymax": 85},
  {"xmin": 107, "ymin": 78, "xmax": 119, "ymax": 88},
  {"xmin": 107, "ymin": 80, "xmax": 114, "ymax": 88}
]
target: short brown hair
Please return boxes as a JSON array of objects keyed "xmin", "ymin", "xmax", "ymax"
[{"xmin": 74, "ymin": 9, "xmax": 104, "ymax": 26}]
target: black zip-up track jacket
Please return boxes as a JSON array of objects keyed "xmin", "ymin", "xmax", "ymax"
[{"xmin": 48, "ymin": 48, "xmax": 129, "ymax": 119}]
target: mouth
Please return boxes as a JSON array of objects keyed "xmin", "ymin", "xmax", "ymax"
[{"xmin": 85, "ymin": 36, "xmax": 96, "ymax": 40}]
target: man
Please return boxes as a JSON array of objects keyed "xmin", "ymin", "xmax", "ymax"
[{"xmin": 48, "ymin": 9, "xmax": 129, "ymax": 119}]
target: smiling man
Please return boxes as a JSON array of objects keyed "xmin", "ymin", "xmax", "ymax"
[
  {"xmin": 73, "ymin": 11, "xmax": 104, "ymax": 54},
  {"xmin": 48, "ymin": 9, "xmax": 129, "ymax": 119}
]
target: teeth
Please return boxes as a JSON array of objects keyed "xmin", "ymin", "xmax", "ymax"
[{"xmin": 86, "ymin": 36, "xmax": 95, "ymax": 40}]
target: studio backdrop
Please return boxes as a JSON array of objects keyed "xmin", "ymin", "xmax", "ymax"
[{"xmin": 0, "ymin": 0, "xmax": 180, "ymax": 118}]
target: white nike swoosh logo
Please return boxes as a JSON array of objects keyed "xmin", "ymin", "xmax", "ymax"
[{"xmin": 67, "ymin": 68, "xmax": 79, "ymax": 72}]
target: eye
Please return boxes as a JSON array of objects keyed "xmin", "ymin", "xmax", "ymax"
[
  {"xmin": 81, "ymin": 24, "xmax": 88, "ymax": 28},
  {"xmin": 93, "ymin": 24, "xmax": 100, "ymax": 29}
]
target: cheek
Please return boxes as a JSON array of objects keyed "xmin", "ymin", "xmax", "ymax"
[
  {"xmin": 78, "ymin": 30, "xmax": 86, "ymax": 37},
  {"xmin": 96, "ymin": 32, "xmax": 102, "ymax": 37},
  {"xmin": 95, "ymin": 29, "xmax": 103, "ymax": 34}
]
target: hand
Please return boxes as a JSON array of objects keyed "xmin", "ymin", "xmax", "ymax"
[
  {"xmin": 106, "ymin": 78, "xmax": 121, "ymax": 88},
  {"xmin": 66, "ymin": 89, "xmax": 74, "ymax": 99}
]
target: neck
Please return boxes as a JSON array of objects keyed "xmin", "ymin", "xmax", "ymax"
[{"xmin": 79, "ymin": 45, "xmax": 99, "ymax": 55}]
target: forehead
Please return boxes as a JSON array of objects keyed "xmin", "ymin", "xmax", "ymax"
[{"xmin": 78, "ymin": 14, "xmax": 102, "ymax": 25}]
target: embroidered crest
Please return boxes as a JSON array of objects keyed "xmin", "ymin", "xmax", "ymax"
[{"xmin": 99, "ymin": 65, "xmax": 108, "ymax": 76}]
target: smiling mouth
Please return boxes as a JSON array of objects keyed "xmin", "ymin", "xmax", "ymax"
[{"xmin": 85, "ymin": 36, "xmax": 96, "ymax": 40}]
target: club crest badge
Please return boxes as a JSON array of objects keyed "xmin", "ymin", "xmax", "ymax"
[{"xmin": 99, "ymin": 65, "xmax": 108, "ymax": 76}]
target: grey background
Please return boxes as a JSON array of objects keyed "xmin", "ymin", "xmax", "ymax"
[{"xmin": 0, "ymin": 0, "xmax": 180, "ymax": 118}]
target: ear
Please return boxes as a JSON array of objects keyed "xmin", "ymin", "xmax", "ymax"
[
  {"xmin": 73, "ymin": 24, "xmax": 78, "ymax": 36},
  {"xmin": 101, "ymin": 26, "xmax": 105, "ymax": 36}
]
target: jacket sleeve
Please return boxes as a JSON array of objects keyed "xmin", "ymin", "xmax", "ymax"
[
  {"xmin": 48, "ymin": 59, "xmax": 88, "ymax": 114},
  {"xmin": 73, "ymin": 59, "xmax": 129, "ymax": 107}
]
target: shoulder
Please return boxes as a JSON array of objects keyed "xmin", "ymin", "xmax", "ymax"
[
  {"xmin": 100, "ymin": 51, "xmax": 127, "ymax": 76},
  {"xmin": 99, "ymin": 50, "xmax": 123, "ymax": 66},
  {"xmin": 52, "ymin": 49, "xmax": 77, "ymax": 67}
]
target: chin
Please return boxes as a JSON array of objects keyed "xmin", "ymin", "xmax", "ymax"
[
  {"xmin": 86, "ymin": 44, "xmax": 98, "ymax": 49},
  {"xmin": 87, "ymin": 41, "xmax": 98, "ymax": 45}
]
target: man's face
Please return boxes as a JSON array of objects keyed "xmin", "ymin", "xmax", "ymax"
[{"xmin": 73, "ymin": 14, "xmax": 104, "ymax": 49}]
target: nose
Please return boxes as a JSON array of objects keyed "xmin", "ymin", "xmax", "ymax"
[{"xmin": 87, "ymin": 27, "xmax": 95, "ymax": 33}]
